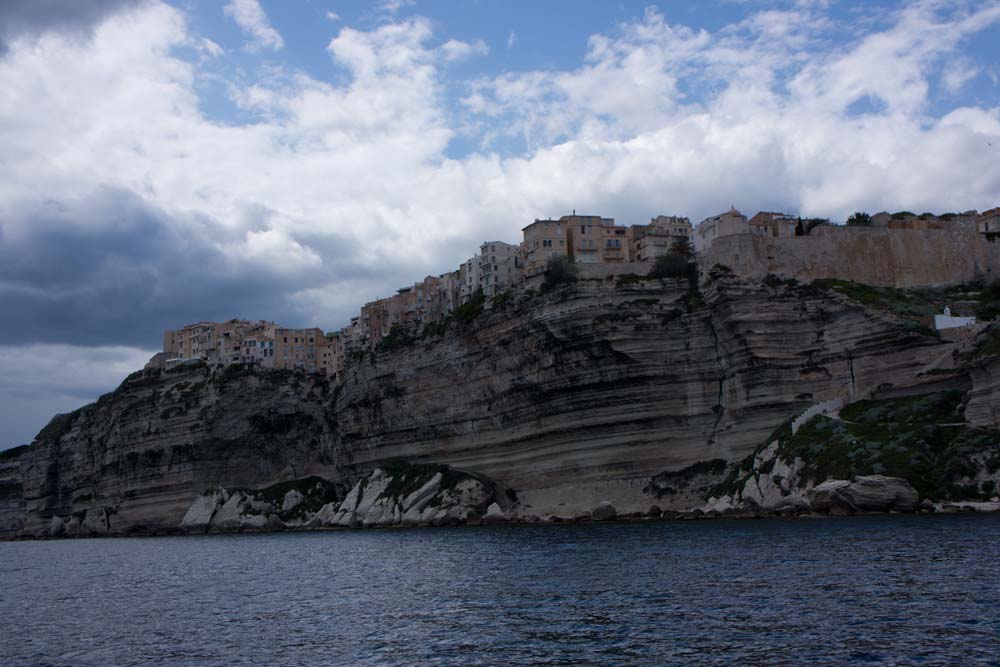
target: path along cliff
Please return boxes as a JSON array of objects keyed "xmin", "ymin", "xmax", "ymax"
[{"xmin": 2, "ymin": 271, "xmax": 1000, "ymax": 538}]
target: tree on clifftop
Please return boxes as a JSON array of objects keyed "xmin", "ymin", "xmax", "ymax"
[
  {"xmin": 846, "ymin": 211, "xmax": 872, "ymax": 226},
  {"xmin": 541, "ymin": 255, "xmax": 578, "ymax": 293},
  {"xmin": 670, "ymin": 237, "xmax": 695, "ymax": 258}
]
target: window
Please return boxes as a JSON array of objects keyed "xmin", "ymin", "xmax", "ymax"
[{"xmin": 580, "ymin": 226, "xmax": 586, "ymax": 235}]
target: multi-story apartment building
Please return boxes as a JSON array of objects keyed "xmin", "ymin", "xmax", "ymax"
[
  {"xmin": 627, "ymin": 215, "xmax": 693, "ymax": 261},
  {"xmin": 274, "ymin": 327, "xmax": 323, "ymax": 374},
  {"xmin": 438, "ymin": 270, "xmax": 462, "ymax": 313},
  {"xmin": 319, "ymin": 332, "xmax": 343, "ymax": 380},
  {"xmin": 693, "ymin": 207, "xmax": 749, "ymax": 251},
  {"xmin": 521, "ymin": 218, "xmax": 569, "ymax": 274},
  {"xmin": 163, "ymin": 321, "xmax": 218, "ymax": 361},
  {"xmin": 459, "ymin": 255, "xmax": 481, "ymax": 301},
  {"xmin": 478, "ymin": 241, "xmax": 521, "ymax": 297},
  {"xmin": 561, "ymin": 214, "xmax": 628, "ymax": 263}
]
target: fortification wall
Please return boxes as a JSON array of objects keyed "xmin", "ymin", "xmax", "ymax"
[
  {"xmin": 700, "ymin": 227, "xmax": 1000, "ymax": 288},
  {"xmin": 523, "ymin": 261, "xmax": 655, "ymax": 290}
]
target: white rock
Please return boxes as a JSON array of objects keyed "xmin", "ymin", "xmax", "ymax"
[
  {"xmin": 281, "ymin": 490, "xmax": 304, "ymax": 512},
  {"xmin": 48, "ymin": 516, "xmax": 66, "ymax": 537},
  {"xmin": 483, "ymin": 502, "xmax": 507, "ymax": 524},
  {"xmin": 401, "ymin": 472, "xmax": 442, "ymax": 513},
  {"xmin": 181, "ymin": 492, "xmax": 222, "ymax": 531},
  {"xmin": 210, "ymin": 492, "xmax": 247, "ymax": 531},
  {"xmin": 354, "ymin": 470, "xmax": 391, "ymax": 517}
]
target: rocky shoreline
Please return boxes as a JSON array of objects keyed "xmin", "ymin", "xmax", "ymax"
[{"xmin": 16, "ymin": 463, "xmax": 1000, "ymax": 541}]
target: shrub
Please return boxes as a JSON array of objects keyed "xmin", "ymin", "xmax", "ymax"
[
  {"xmin": 796, "ymin": 218, "xmax": 828, "ymax": 235},
  {"xmin": 541, "ymin": 256, "xmax": 578, "ymax": 293},
  {"xmin": 454, "ymin": 288, "xmax": 485, "ymax": 322},
  {"xmin": 491, "ymin": 289, "xmax": 514, "ymax": 309},
  {"xmin": 421, "ymin": 320, "xmax": 450, "ymax": 339},
  {"xmin": 377, "ymin": 324, "xmax": 416, "ymax": 352},
  {"xmin": 846, "ymin": 211, "xmax": 871, "ymax": 226},
  {"xmin": 669, "ymin": 237, "xmax": 695, "ymax": 258},
  {"xmin": 649, "ymin": 253, "xmax": 689, "ymax": 279}
]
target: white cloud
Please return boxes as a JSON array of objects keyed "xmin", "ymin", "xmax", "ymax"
[
  {"xmin": 224, "ymin": 0, "xmax": 284, "ymax": 51},
  {"xmin": 326, "ymin": 10, "xmax": 340, "ymax": 22},
  {"xmin": 439, "ymin": 38, "xmax": 488, "ymax": 63},
  {"xmin": 507, "ymin": 31, "xmax": 516, "ymax": 49},
  {"xmin": 942, "ymin": 58, "xmax": 978, "ymax": 94}
]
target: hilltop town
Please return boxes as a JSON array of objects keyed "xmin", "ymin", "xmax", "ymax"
[{"xmin": 151, "ymin": 206, "xmax": 1000, "ymax": 381}]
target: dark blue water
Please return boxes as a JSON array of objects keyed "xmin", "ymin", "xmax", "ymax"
[{"xmin": 2, "ymin": 515, "xmax": 1000, "ymax": 667}]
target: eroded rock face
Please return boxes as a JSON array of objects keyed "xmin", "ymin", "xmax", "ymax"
[
  {"xmin": 966, "ymin": 351, "xmax": 1000, "ymax": 430},
  {"xmin": 2, "ymin": 277, "xmax": 988, "ymax": 537},
  {"xmin": 320, "ymin": 466, "xmax": 499, "ymax": 528},
  {"xmin": 808, "ymin": 476, "xmax": 920, "ymax": 515}
]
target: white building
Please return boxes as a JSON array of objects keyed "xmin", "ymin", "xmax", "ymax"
[
  {"xmin": 459, "ymin": 254, "xmax": 481, "ymax": 302},
  {"xmin": 478, "ymin": 241, "xmax": 521, "ymax": 298},
  {"xmin": 934, "ymin": 305, "xmax": 976, "ymax": 331},
  {"xmin": 693, "ymin": 206, "xmax": 749, "ymax": 251}
]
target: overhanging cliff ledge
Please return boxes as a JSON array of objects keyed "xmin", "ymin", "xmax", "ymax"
[{"xmin": 3, "ymin": 272, "xmax": 999, "ymax": 538}]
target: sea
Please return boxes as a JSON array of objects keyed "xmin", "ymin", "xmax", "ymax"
[{"xmin": 2, "ymin": 514, "xmax": 999, "ymax": 667}]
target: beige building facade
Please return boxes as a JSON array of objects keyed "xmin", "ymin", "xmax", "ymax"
[
  {"xmin": 693, "ymin": 207, "xmax": 749, "ymax": 251},
  {"xmin": 521, "ymin": 219, "xmax": 569, "ymax": 274},
  {"xmin": 627, "ymin": 215, "xmax": 692, "ymax": 261},
  {"xmin": 274, "ymin": 327, "xmax": 323, "ymax": 374},
  {"xmin": 978, "ymin": 208, "xmax": 1000, "ymax": 234},
  {"xmin": 748, "ymin": 212, "xmax": 797, "ymax": 238}
]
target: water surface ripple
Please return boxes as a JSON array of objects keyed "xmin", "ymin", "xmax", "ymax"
[{"xmin": 2, "ymin": 515, "xmax": 1000, "ymax": 666}]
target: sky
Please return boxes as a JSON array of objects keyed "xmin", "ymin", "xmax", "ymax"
[{"xmin": 1, "ymin": 0, "xmax": 999, "ymax": 449}]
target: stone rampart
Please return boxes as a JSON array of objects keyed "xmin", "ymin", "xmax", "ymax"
[
  {"xmin": 701, "ymin": 227, "xmax": 1000, "ymax": 288},
  {"xmin": 523, "ymin": 261, "xmax": 655, "ymax": 290}
]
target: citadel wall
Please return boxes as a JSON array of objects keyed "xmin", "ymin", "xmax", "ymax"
[{"xmin": 700, "ymin": 227, "xmax": 1000, "ymax": 288}]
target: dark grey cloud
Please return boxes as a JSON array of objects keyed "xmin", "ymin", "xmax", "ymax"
[
  {"xmin": 0, "ymin": 0, "xmax": 143, "ymax": 55},
  {"xmin": 0, "ymin": 187, "xmax": 391, "ymax": 348}
]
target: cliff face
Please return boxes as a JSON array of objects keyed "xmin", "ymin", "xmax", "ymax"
[{"xmin": 0, "ymin": 275, "xmax": 987, "ymax": 537}]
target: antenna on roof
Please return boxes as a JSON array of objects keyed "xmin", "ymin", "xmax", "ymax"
[{"xmin": 573, "ymin": 209, "xmax": 576, "ymax": 215}]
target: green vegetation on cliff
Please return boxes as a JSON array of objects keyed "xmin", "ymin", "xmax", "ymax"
[
  {"xmin": 762, "ymin": 391, "xmax": 1000, "ymax": 500},
  {"xmin": 810, "ymin": 278, "xmax": 1000, "ymax": 329}
]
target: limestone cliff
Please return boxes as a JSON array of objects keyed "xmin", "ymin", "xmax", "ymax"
[{"xmin": 2, "ymin": 274, "xmax": 997, "ymax": 538}]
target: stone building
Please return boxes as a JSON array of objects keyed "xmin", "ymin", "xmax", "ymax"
[
  {"xmin": 748, "ymin": 211, "xmax": 797, "ymax": 238},
  {"xmin": 274, "ymin": 327, "xmax": 323, "ymax": 374},
  {"xmin": 478, "ymin": 241, "xmax": 521, "ymax": 297},
  {"xmin": 163, "ymin": 321, "xmax": 218, "ymax": 361},
  {"xmin": 459, "ymin": 254, "xmax": 481, "ymax": 301},
  {"xmin": 979, "ymin": 207, "xmax": 1000, "ymax": 235},
  {"xmin": 693, "ymin": 206, "xmax": 749, "ymax": 251},
  {"xmin": 563, "ymin": 214, "xmax": 621, "ymax": 264},
  {"xmin": 438, "ymin": 270, "xmax": 463, "ymax": 313},
  {"xmin": 319, "ymin": 332, "xmax": 343, "ymax": 379},
  {"xmin": 521, "ymin": 218, "xmax": 569, "ymax": 275},
  {"xmin": 627, "ymin": 215, "xmax": 692, "ymax": 261}
]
